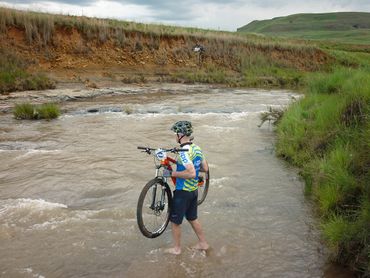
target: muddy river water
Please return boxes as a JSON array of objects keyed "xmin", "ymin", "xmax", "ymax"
[{"xmin": 0, "ymin": 85, "xmax": 332, "ymax": 277}]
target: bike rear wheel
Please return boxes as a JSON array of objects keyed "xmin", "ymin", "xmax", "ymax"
[
  {"xmin": 137, "ymin": 178, "xmax": 172, "ymax": 238},
  {"xmin": 197, "ymin": 169, "xmax": 210, "ymax": 205}
]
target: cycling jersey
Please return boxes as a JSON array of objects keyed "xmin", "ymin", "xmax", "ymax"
[{"xmin": 175, "ymin": 143, "xmax": 204, "ymax": 192}]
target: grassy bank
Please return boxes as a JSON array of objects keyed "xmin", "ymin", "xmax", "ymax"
[
  {"xmin": 0, "ymin": 7, "xmax": 314, "ymax": 47},
  {"xmin": 170, "ymin": 57, "xmax": 305, "ymax": 88},
  {"xmin": 237, "ymin": 12, "xmax": 370, "ymax": 45},
  {"xmin": 276, "ymin": 67, "xmax": 370, "ymax": 275}
]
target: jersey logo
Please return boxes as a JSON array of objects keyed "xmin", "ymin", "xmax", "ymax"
[{"xmin": 180, "ymin": 152, "xmax": 189, "ymax": 163}]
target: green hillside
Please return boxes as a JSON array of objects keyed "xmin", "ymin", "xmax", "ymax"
[{"xmin": 237, "ymin": 12, "xmax": 370, "ymax": 45}]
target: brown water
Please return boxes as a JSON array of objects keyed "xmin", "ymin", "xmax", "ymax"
[{"xmin": 0, "ymin": 85, "xmax": 329, "ymax": 277}]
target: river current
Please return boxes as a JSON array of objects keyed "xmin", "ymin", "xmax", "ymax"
[{"xmin": 0, "ymin": 85, "xmax": 328, "ymax": 277}]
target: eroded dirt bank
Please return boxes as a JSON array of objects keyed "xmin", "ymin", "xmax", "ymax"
[{"xmin": 1, "ymin": 23, "xmax": 331, "ymax": 86}]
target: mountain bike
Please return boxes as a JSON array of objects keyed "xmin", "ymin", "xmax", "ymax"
[{"xmin": 136, "ymin": 146, "xmax": 210, "ymax": 238}]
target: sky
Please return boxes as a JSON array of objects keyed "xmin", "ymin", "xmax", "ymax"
[{"xmin": 0, "ymin": 0, "xmax": 369, "ymax": 31}]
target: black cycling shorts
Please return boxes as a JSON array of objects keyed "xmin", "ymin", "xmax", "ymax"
[{"xmin": 170, "ymin": 189, "xmax": 198, "ymax": 225}]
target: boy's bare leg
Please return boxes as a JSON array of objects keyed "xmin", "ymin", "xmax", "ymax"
[
  {"xmin": 165, "ymin": 222, "xmax": 182, "ymax": 255},
  {"xmin": 189, "ymin": 219, "xmax": 209, "ymax": 250}
]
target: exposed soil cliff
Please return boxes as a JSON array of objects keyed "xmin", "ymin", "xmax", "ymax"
[{"xmin": 1, "ymin": 23, "xmax": 331, "ymax": 87}]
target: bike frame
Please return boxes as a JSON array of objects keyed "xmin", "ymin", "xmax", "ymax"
[
  {"xmin": 155, "ymin": 156, "xmax": 177, "ymax": 185},
  {"xmin": 151, "ymin": 155, "xmax": 177, "ymax": 213}
]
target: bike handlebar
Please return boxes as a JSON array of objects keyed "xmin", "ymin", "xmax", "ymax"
[{"xmin": 137, "ymin": 146, "xmax": 188, "ymax": 154}]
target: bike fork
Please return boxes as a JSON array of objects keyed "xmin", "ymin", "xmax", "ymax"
[
  {"xmin": 150, "ymin": 184, "xmax": 157, "ymax": 210},
  {"xmin": 160, "ymin": 185, "xmax": 166, "ymax": 210},
  {"xmin": 150, "ymin": 182, "xmax": 167, "ymax": 211}
]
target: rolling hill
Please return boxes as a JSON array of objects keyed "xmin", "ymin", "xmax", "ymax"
[{"xmin": 237, "ymin": 12, "xmax": 370, "ymax": 45}]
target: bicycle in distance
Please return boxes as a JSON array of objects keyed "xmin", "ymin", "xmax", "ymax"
[{"xmin": 136, "ymin": 146, "xmax": 210, "ymax": 238}]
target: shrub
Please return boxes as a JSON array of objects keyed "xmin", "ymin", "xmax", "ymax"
[
  {"xmin": 13, "ymin": 103, "xmax": 60, "ymax": 120},
  {"xmin": 258, "ymin": 106, "xmax": 286, "ymax": 127}
]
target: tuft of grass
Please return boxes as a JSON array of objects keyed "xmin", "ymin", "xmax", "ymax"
[
  {"xmin": 322, "ymin": 214, "xmax": 353, "ymax": 255},
  {"xmin": 36, "ymin": 103, "xmax": 61, "ymax": 119},
  {"xmin": 13, "ymin": 103, "xmax": 60, "ymax": 120},
  {"xmin": 13, "ymin": 103, "xmax": 36, "ymax": 120}
]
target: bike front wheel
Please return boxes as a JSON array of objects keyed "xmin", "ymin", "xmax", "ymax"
[
  {"xmin": 137, "ymin": 178, "xmax": 172, "ymax": 238},
  {"xmin": 197, "ymin": 169, "xmax": 210, "ymax": 205}
]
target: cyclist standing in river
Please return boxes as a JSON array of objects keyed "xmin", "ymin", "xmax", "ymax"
[{"xmin": 163, "ymin": 120, "xmax": 209, "ymax": 255}]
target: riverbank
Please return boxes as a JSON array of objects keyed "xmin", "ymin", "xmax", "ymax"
[{"xmin": 276, "ymin": 67, "xmax": 370, "ymax": 276}]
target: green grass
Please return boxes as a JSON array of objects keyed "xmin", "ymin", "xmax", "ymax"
[
  {"xmin": 276, "ymin": 67, "xmax": 370, "ymax": 275},
  {"xmin": 170, "ymin": 53, "xmax": 307, "ymax": 88},
  {"xmin": 239, "ymin": 53, "xmax": 304, "ymax": 88},
  {"xmin": 13, "ymin": 103, "xmax": 35, "ymax": 120},
  {"xmin": 258, "ymin": 30, "xmax": 370, "ymax": 45},
  {"xmin": 13, "ymin": 103, "xmax": 60, "ymax": 120},
  {"xmin": 36, "ymin": 103, "xmax": 61, "ymax": 119},
  {"xmin": 171, "ymin": 66, "xmax": 233, "ymax": 85},
  {"xmin": 0, "ymin": 48, "xmax": 55, "ymax": 94},
  {"xmin": 237, "ymin": 12, "xmax": 370, "ymax": 45}
]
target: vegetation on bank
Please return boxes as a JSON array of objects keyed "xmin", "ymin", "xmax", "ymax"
[
  {"xmin": 275, "ymin": 67, "xmax": 370, "ymax": 275},
  {"xmin": 0, "ymin": 7, "xmax": 315, "ymax": 48},
  {"xmin": 237, "ymin": 12, "xmax": 370, "ymax": 45},
  {"xmin": 0, "ymin": 48, "xmax": 55, "ymax": 94},
  {"xmin": 13, "ymin": 103, "xmax": 60, "ymax": 120}
]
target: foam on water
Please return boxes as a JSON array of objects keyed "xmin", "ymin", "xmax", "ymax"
[
  {"xmin": 211, "ymin": 177, "xmax": 233, "ymax": 188},
  {"xmin": 18, "ymin": 149, "xmax": 61, "ymax": 157},
  {"xmin": 0, "ymin": 198, "xmax": 67, "ymax": 218},
  {"xmin": 0, "ymin": 198, "xmax": 136, "ymax": 232},
  {"xmin": 200, "ymin": 125, "xmax": 239, "ymax": 132},
  {"xmin": 101, "ymin": 111, "xmax": 253, "ymax": 121}
]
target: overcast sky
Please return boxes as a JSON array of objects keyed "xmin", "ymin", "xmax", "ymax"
[{"xmin": 1, "ymin": 0, "xmax": 369, "ymax": 31}]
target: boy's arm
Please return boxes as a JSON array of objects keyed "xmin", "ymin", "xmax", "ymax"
[
  {"xmin": 172, "ymin": 164, "xmax": 196, "ymax": 179},
  {"xmin": 171, "ymin": 150, "xmax": 196, "ymax": 179}
]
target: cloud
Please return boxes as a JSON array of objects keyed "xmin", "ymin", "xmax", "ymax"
[{"xmin": 0, "ymin": 0, "xmax": 369, "ymax": 31}]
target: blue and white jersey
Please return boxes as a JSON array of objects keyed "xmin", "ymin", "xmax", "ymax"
[{"xmin": 176, "ymin": 143, "xmax": 204, "ymax": 192}]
